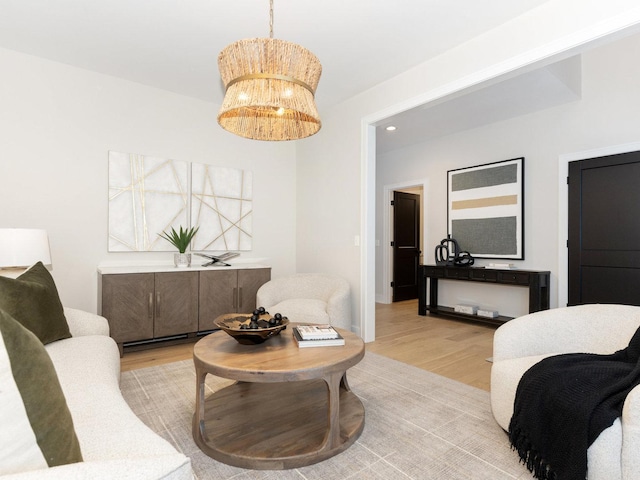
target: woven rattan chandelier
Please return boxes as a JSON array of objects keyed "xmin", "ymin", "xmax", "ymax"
[{"xmin": 217, "ymin": 0, "xmax": 322, "ymax": 141}]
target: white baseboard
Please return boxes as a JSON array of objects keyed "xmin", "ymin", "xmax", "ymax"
[{"xmin": 375, "ymin": 293, "xmax": 390, "ymax": 304}]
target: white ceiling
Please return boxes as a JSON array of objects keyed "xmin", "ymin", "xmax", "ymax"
[
  {"xmin": 0, "ymin": 0, "xmax": 559, "ymax": 150},
  {"xmin": 376, "ymin": 56, "xmax": 583, "ymax": 154}
]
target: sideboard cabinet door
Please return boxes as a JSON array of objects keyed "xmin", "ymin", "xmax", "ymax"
[
  {"xmin": 101, "ymin": 273, "xmax": 154, "ymax": 344},
  {"xmin": 238, "ymin": 268, "xmax": 272, "ymax": 313},
  {"xmin": 154, "ymin": 271, "xmax": 199, "ymax": 338},
  {"xmin": 199, "ymin": 270, "xmax": 237, "ymax": 331},
  {"xmin": 198, "ymin": 268, "xmax": 271, "ymax": 331}
]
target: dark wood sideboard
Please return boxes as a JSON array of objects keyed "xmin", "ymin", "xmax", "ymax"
[
  {"xmin": 98, "ymin": 264, "xmax": 271, "ymax": 355},
  {"xmin": 418, "ymin": 265, "xmax": 550, "ymax": 325}
]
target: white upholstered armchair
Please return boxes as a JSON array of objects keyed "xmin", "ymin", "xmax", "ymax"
[
  {"xmin": 256, "ymin": 273, "xmax": 352, "ymax": 330},
  {"xmin": 491, "ymin": 304, "xmax": 640, "ymax": 479}
]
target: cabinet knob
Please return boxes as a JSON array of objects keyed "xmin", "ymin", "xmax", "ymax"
[{"xmin": 156, "ymin": 292, "xmax": 161, "ymax": 317}]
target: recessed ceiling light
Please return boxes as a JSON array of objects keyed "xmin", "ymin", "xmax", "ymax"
[{"xmin": 385, "ymin": 125, "xmax": 397, "ymax": 131}]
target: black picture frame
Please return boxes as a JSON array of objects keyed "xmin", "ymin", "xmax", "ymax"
[{"xmin": 447, "ymin": 157, "xmax": 524, "ymax": 260}]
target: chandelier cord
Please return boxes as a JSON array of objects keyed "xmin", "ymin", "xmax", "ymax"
[{"xmin": 269, "ymin": 0, "xmax": 274, "ymax": 39}]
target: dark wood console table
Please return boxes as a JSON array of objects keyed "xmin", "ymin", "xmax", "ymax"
[{"xmin": 418, "ymin": 265, "xmax": 550, "ymax": 325}]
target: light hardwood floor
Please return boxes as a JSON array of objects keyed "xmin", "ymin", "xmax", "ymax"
[
  {"xmin": 121, "ymin": 299, "xmax": 497, "ymax": 391},
  {"xmin": 366, "ymin": 300, "xmax": 496, "ymax": 390}
]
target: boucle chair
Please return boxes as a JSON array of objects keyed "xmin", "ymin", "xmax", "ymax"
[
  {"xmin": 491, "ymin": 304, "xmax": 640, "ymax": 480},
  {"xmin": 256, "ymin": 273, "xmax": 351, "ymax": 330}
]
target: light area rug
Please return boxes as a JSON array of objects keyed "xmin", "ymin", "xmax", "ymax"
[{"xmin": 120, "ymin": 351, "xmax": 534, "ymax": 480}]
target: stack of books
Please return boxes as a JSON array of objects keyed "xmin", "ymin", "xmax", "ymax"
[
  {"xmin": 484, "ymin": 263, "xmax": 517, "ymax": 270},
  {"xmin": 454, "ymin": 304, "xmax": 478, "ymax": 315},
  {"xmin": 292, "ymin": 324, "xmax": 345, "ymax": 348},
  {"xmin": 477, "ymin": 309, "xmax": 499, "ymax": 318}
]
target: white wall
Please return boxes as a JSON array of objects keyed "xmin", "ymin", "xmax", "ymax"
[
  {"xmin": 0, "ymin": 48, "xmax": 297, "ymax": 313},
  {"xmin": 295, "ymin": 100, "xmax": 364, "ymax": 329},
  {"xmin": 296, "ymin": 0, "xmax": 640, "ymax": 339}
]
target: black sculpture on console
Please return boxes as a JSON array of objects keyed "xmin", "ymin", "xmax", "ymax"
[{"xmin": 434, "ymin": 235, "xmax": 474, "ymax": 267}]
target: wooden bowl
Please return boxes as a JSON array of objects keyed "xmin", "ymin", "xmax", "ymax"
[{"xmin": 214, "ymin": 313, "xmax": 289, "ymax": 345}]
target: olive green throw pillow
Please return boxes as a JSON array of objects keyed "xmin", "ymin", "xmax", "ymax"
[
  {"xmin": 0, "ymin": 262, "xmax": 71, "ymax": 344},
  {"xmin": 0, "ymin": 309, "xmax": 83, "ymax": 474}
]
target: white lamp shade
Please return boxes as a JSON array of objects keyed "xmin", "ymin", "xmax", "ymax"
[{"xmin": 0, "ymin": 229, "xmax": 52, "ymax": 268}]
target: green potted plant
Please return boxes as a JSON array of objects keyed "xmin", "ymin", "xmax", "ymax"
[{"xmin": 158, "ymin": 225, "xmax": 199, "ymax": 267}]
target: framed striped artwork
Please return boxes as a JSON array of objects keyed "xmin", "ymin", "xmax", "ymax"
[{"xmin": 447, "ymin": 157, "xmax": 524, "ymax": 259}]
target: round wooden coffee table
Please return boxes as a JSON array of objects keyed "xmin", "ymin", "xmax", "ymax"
[{"xmin": 192, "ymin": 322, "xmax": 365, "ymax": 470}]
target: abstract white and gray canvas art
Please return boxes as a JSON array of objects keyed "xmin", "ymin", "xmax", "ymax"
[
  {"xmin": 108, "ymin": 151, "xmax": 189, "ymax": 252},
  {"xmin": 448, "ymin": 157, "xmax": 524, "ymax": 259},
  {"xmin": 108, "ymin": 151, "xmax": 252, "ymax": 252},
  {"xmin": 191, "ymin": 163, "xmax": 252, "ymax": 251}
]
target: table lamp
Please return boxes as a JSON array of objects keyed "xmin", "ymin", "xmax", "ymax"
[{"xmin": 0, "ymin": 228, "xmax": 52, "ymax": 278}]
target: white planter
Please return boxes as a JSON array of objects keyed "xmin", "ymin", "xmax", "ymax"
[{"xmin": 174, "ymin": 253, "xmax": 191, "ymax": 268}]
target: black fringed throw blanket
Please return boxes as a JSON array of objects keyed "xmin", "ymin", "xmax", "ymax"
[{"xmin": 509, "ymin": 326, "xmax": 640, "ymax": 480}]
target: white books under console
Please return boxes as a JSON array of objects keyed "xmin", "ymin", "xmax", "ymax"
[
  {"xmin": 292, "ymin": 326, "xmax": 345, "ymax": 348},
  {"xmin": 454, "ymin": 305, "xmax": 499, "ymax": 318},
  {"xmin": 454, "ymin": 304, "xmax": 478, "ymax": 315},
  {"xmin": 484, "ymin": 263, "xmax": 517, "ymax": 270}
]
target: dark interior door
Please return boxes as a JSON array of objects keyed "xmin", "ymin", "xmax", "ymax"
[
  {"xmin": 393, "ymin": 191, "xmax": 421, "ymax": 302},
  {"xmin": 568, "ymin": 150, "xmax": 640, "ymax": 305}
]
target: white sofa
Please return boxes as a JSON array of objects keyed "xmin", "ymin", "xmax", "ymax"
[
  {"xmin": 3, "ymin": 307, "xmax": 192, "ymax": 480},
  {"xmin": 491, "ymin": 304, "xmax": 640, "ymax": 480},
  {"xmin": 256, "ymin": 273, "xmax": 352, "ymax": 330}
]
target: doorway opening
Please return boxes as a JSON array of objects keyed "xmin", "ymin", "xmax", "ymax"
[{"xmin": 380, "ymin": 182, "xmax": 426, "ymax": 305}]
